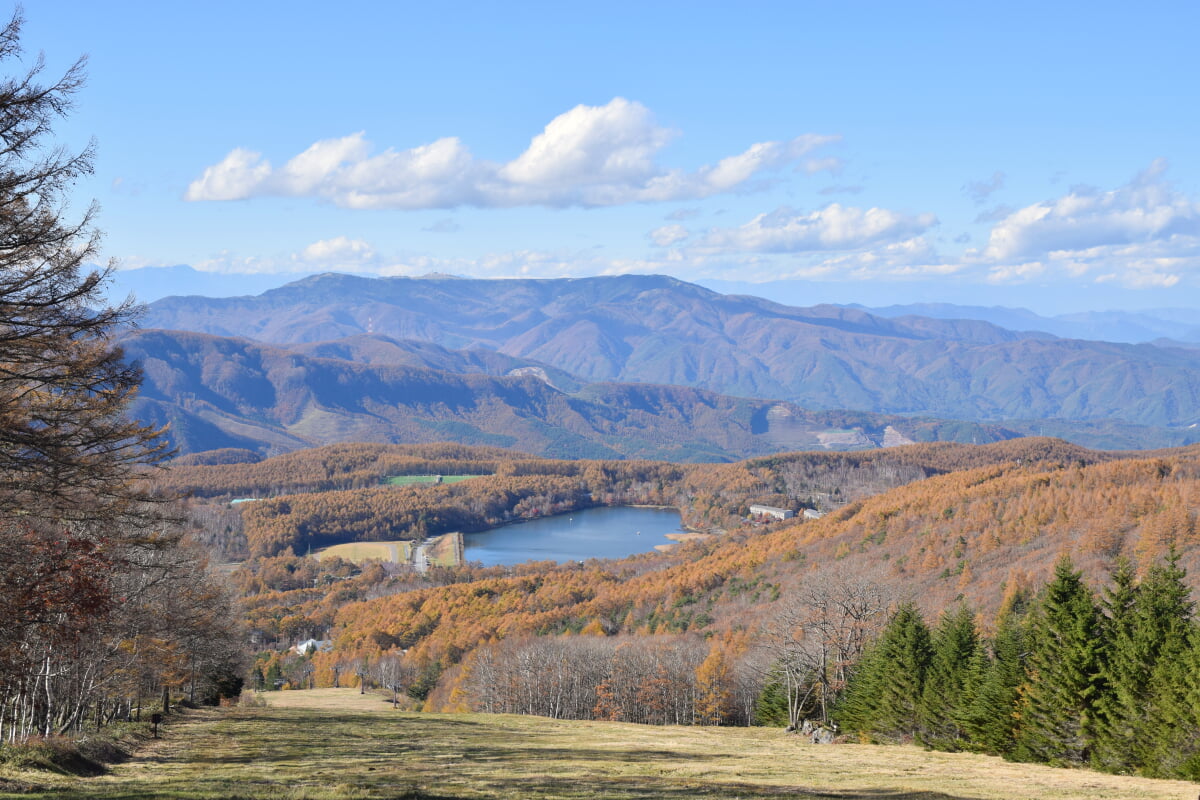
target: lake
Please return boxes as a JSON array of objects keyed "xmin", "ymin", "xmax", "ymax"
[{"xmin": 462, "ymin": 506, "xmax": 686, "ymax": 566}]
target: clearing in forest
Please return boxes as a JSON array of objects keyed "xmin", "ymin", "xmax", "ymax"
[
  {"xmin": 0, "ymin": 689, "xmax": 1193, "ymax": 799},
  {"xmin": 386, "ymin": 474, "xmax": 479, "ymax": 486}
]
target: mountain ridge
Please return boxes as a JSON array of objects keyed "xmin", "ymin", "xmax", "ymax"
[
  {"xmin": 125, "ymin": 328, "xmax": 1047, "ymax": 460},
  {"xmin": 139, "ymin": 273, "xmax": 1200, "ymax": 430}
]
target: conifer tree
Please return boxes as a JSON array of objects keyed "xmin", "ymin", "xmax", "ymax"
[
  {"xmin": 1101, "ymin": 552, "xmax": 1196, "ymax": 776},
  {"xmin": 837, "ymin": 603, "xmax": 932, "ymax": 742},
  {"xmin": 1014, "ymin": 557, "xmax": 1103, "ymax": 766},
  {"xmin": 1087, "ymin": 559, "xmax": 1137, "ymax": 771},
  {"xmin": 963, "ymin": 590, "xmax": 1030, "ymax": 757},
  {"xmin": 1145, "ymin": 628, "xmax": 1200, "ymax": 779},
  {"xmin": 917, "ymin": 603, "xmax": 982, "ymax": 751}
]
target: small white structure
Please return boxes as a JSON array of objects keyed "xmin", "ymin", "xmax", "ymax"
[
  {"xmin": 748, "ymin": 504, "xmax": 794, "ymax": 520},
  {"xmin": 292, "ymin": 638, "xmax": 333, "ymax": 655},
  {"xmin": 803, "ymin": 509, "xmax": 825, "ymax": 520}
]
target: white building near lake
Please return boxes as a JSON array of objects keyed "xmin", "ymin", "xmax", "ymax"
[{"xmin": 748, "ymin": 504, "xmax": 794, "ymax": 520}]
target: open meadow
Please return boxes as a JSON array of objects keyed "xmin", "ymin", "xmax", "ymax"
[
  {"xmin": 314, "ymin": 540, "xmax": 412, "ymax": 564},
  {"xmin": 0, "ymin": 689, "xmax": 1195, "ymax": 800},
  {"xmin": 386, "ymin": 475, "xmax": 479, "ymax": 486}
]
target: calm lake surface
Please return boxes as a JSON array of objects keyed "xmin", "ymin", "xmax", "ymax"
[{"xmin": 463, "ymin": 506, "xmax": 685, "ymax": 566}]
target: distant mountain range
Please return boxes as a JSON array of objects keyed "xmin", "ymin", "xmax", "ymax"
[
  {"xmin": 125, "ymin": 328, "xmax": 1043, "ymax": 460},
  {"xmin": 135, "ymin": 273, "xmax": 1200, "ymax": 436},
  {"xmin": 113, "ymin": 267, "xmax": 1200, "ymax": 345},
  {"xmin": 108, "ymin": 265, "xmax": 317, "ymax": 303},
  {"xmin": 701, "ymin": 278, "xmax": 1200, "ymax": 345},
  {"xmin": 852, "ymin": 302, "xmax": 1200, "ymax": 346}
]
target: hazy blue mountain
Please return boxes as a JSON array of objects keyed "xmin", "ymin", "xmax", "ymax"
[
  {"xmin": 139, "ymin": 273, "xmax": 1200, "ymax": 431},
  {"xmin": 125, "ymin": 328, "xmax": 1046, "ymax": 459},
  {"xmin": 854, "ymin": 302, "xmax": 1200, "ymax": 344},
  {"xmin": 105, "ymin": 265, "xmax": 319, "ymax": 304}
]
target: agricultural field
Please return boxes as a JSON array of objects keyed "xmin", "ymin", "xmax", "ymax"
[{"xmin": 0, "ymin": 689, "xmax": 1193, "ymax": 800}]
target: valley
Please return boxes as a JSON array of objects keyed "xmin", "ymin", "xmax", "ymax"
[
  {"xmin": 123, "ymin": 274, "xmax": 1200, "ymax": 458},
  {"xmin": 7, "ymin": 6, "xmax": 1200, "ymax": 797},
  {"xmin": 120, "ymin": 275, "xmax": 1200, "ymax": 784}
]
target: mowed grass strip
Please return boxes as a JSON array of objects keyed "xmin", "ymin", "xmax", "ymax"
[
  {"xmin": 1, "ymin": 689, "xmax": 1194, "ymax": 800},
  {"xmin": 386, "ymin": 475, "xmax": 479, "ymax": 486},
  {"xmin": 314, "ymin": 541, "xmax": 411, "ymax": 564}
]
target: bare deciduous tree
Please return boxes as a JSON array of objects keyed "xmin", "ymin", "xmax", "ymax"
[{"xmin": 760, "ymin": 566, "xmax": 894, "ymax": 726}]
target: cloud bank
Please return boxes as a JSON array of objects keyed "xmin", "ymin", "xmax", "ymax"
[
  {"xmin": 696, "ymin": 204, "xmax": 937, "ymax": 254},
  {"xmin": 976, "ymin": 160, "xmax": 1200, "ymax": 288},
  {"xmin": 184, "ymin": 158, "xmax": 1200, "ymax": 292},
  {"xmin": 186, "ymin": 98, "xmax": 839, "ymax": 210}
]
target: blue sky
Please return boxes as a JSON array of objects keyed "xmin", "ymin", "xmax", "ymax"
[{"xmin": 25, "ymin": 0, "xmax": 1200, "ymax": 312}]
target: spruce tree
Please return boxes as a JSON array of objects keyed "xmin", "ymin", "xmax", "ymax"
[
  {"xmin": 753, "ymin": 671, "xmax": 790, "ymax": 727},
  {"xmin": 837, "ymin": 603, "xmax": 932, "ymax": 742},
  {"xmin": 1145, "ymin": 628, "xmax": 1200, "ymax": 779},
  {"xmin": 1014, "ymin": 557, "xmax": 1103, "ymax": 766},
  {"xmin": 1089, "ymin": 558, "xmax": 1139, "ymax": 772},
  {"xmin": 964, "ymin": 599, "xmax": 1030, "ymax": 757},
  {"xmin": 1091, "ymin": 555, "xmax": 1195, "ymax": 773},
  {"xmin": 1112, "ymin": 552, "xmax": 1196, "ymax": 776},
  {"xmin": 918, "ymin": 603, "xmax": 982, "ymax": 751}
]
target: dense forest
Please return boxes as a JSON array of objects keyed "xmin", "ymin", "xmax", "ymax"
[
  {"xmin": 171, "ymin": 437, "xmax": 1112, "ymax": 561},
  {"xmin": 210, "ymin": 437, "xmax": 1200, "ymax": 780}
]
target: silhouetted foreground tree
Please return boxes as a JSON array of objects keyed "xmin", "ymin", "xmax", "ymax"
[{"xmin": 0, "ymin": 11, "xmax": 238, "ymax": 743}]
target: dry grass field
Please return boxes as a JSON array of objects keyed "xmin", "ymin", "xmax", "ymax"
[
  {"xmin": 0, "ymin": 689, "xmax": 1195, "ymax": 800},
  {"xmin": 314, "ymin": 540, "xmax": 412, "ymax": 564}
]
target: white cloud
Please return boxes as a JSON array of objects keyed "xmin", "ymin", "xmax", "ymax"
[
  {"xmin": 186, "ymin": 229, "xmax": 961, "ymax": 284},
  {"xmin": 696, "ymin": 203, "xmax": 938, "ymax": 254},
  {"xmin": 985, "ymin": 261, "xmax": 1046, "ymax": 284},
  {"xmin": 800, "ymin": 157, "xmax": 845, "ymax": 176},
  {"xmin": 498, "ymin": 98, "xmax": 671, "ymax": 189},
  {"xmin": 185, "ymin": 98, "xmax": 838, "ymax": 210},
  {"xmin": 194, "ymin": 251, "xmax": 290, "ymax": 275},
  {"xmin": 649, "ymin": 224, "xmax": 689, "ymax": 247},
  {"xmin": 297, "ymin": 237, "xmax": 378, "ymax": 267},
  {"xmin": 185, "ymin": 148, "xmax": 272, "ymax": 201},
  {"xmin": 702, "ymin": 135, "xmax": 837, "ymax": 191},
  {"xmin": 976, "ymin": 160, "xmax": 1200, "ymax": 287},
  {"xmin": 766, "ymin": 236, "xmax": 955, "ymax": 282},
  {"xmin": 277, "ymin": 133, "xmax": 372, "ymax": 195}
]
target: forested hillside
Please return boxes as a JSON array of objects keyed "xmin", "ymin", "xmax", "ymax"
[
  {"xmin": 217, "ymin": 441, "xmax": 1190, "ymax": 704},
  {"xmin": 126, "ymin": 328, "xmax": 1041, "ymax": 459},
  {"xmin": 138, "ymin": 273, "xmax": 1200, "ymax": 431}
]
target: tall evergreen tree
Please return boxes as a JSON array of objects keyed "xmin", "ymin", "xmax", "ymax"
[
  {"xmin": 963, "ymin": 591, "xmax": 1031, "ymax": 757},
  {"xmin": 837, "ymin": 603, "xmax": 932, "ymax": 743},
  {"xmin": 1106, "ymin": 552, "xmax": 1196, "ymax": 776},
  {"xmin": 917, "ymin": 603, "xmax": 982, "ymax": 751},
  {"xmin": 1145, "ymin": 627, "xmax": 1200, "ymax": 779},
  {"xmin": 1089, "ymin": 558, "xmax": 1139, "ymax": 772},
  {"xmin": 1014, "ymin": 557, "xmax": 1103, "ymax": 766},
  {"xmin": 1091, "ymin": 555, "xmax": 1195, "ymax": 773}
]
